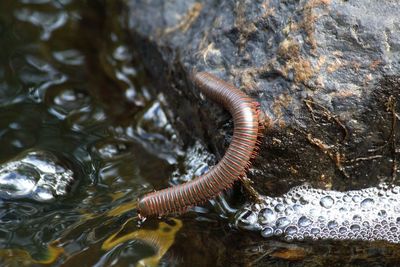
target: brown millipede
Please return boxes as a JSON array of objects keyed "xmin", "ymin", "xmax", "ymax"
[{"xmin": 137, "ymin": 71, "xmax": 262, "ymax": 218}]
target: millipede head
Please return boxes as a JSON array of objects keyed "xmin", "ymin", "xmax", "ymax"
[{"xmin": 137, "ymin": 195, "xmax": 152, "ymax": 218}]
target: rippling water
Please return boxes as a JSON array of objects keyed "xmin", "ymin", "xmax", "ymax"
[
  {"xmin": 1, "ymin": 1, "xmax": 400, "ymax": 266},
  {"xmin": 0, "ymin": 1, "xmax": 187, "ymax": 265}
]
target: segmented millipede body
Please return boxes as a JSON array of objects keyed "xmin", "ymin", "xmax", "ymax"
[{"xmin": 138, "ymin": 71, "xmax": 261, "ymax": 217}]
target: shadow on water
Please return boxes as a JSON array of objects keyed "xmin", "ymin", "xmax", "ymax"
[{"xmin": 0, "ymin": 0, "xmax": 400, "ymax": 266}]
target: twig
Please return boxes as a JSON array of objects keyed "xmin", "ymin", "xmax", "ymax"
[{"xmin": 304, "ymin": 99, "xmax": 349, "ymax": 142}]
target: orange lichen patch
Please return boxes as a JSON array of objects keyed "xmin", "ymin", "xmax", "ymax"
[
  {"xmin": 277, "ymin": 118, "xmax": 286, "ymax": 128},
  {"xmin": 271, "ymin": 247, "xmax": 307, "ymax": 261},
  {"xmin": 230, "ymin": 67, "xmax": 260, "ymax": 91},
  {"xmin": 332, "ymin": 50, "xmax": 343, "ymax": 57},
  {"xmin": 163, "ymin": 2, "xmax": 203, "ymax": 35},
  {"xmin": 351, "ymin": 61, "xmax": 361, "ymax": 72},
  {"xmin": 292, "ymin": 59, "xmax": 315, "ymax": 83},
  {"xmin": 326, "ymin": 58, "xmax": 345, "ymax": 73},
  {"xmin": 272, "ymin": 93, "xmax": 293, "ymax": 123},
  {"xmin": 278, "ymin": 39, "xmax": 300, "ymax": 60},
  {"xmin": 317, "ymin": 55, "xmax": 326, "ymax": 67},
  {"xmin": 301, "ymin": 0, "xmax": 332, "ymax": 49},
  {"xmin": 234, "ymin": 1, "xmax": 257, "ymax": 52},
  {"xmin": 102, "ymin": 218, "xmax": 182, "ymax": 267},
  {"xmin": 312, "ymin": 0, "xmax": 332, "ymax": 5},
  {"xmin": 369, "ymin": 59, "xmax": 382, "ymax": 70},
  {"xmin": 240, "ymin": 69, "xmax": 258, "ymax": 90},
  {"xmin": 301, "ymin": 15, "xmax": 318, "ymax": 49},
  {"xmin": 277, "ymin": 39, "xmax": 317, "ymax": 84},
  {"xmin": 261, "ymin": 0, "xmax": 275, "ymax": 18},
  {"xmin": 261, "ymin": 111, "xmax": 275, "ymax": 129},
  {"xmin": 330, "ymin": 87, "xmax": 360, "ymax": 98},
  {"xmin": 364, "ymin": 73, "xmax": 373, "ymax": 84},
  {"xmin": 315, "ymin": 76, "xmax": 325, "ymax": 87},
  {"xmin": 286, "ymin": 21, "xmax": 300, "ymax": 33}
]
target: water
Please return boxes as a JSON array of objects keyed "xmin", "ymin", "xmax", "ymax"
[{"xmin": 1, "ymin": 0, "xmax": 400, "ymax": 266}]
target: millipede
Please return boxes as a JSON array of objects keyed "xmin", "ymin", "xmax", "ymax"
[{"xmin": 137, "ymin": 71, "xmax": 262, "ymax": 218}]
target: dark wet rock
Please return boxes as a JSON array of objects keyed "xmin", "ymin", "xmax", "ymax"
[
  {"xmin": 0, "ymin": 150, "xmax": 76, "ymax": 201},
  {"xmin": 125, "ymin": 1, "xmax": 400, "ymax": 195}
]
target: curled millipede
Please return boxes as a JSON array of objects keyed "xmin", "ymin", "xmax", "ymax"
[{"xmin": 138, "ymin": 71, "xmax": 262, "ymax": 218}]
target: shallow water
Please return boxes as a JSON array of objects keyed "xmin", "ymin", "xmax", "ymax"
[
  {"xmin": 1, "ymin": 1, "xmax": 400, "ymax": 266},
  {"xmin": 0, "ymin": 1, "xmax": 229, "ymax": 266}
]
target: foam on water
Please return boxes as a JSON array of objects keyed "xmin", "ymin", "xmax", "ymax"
[{"xmin": 235, "ymin": 184, "xmax": 400, "ymax": 243}]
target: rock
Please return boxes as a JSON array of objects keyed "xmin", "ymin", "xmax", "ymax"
[{"xmin": 125, "ymin": 0, "xmax": 400, "ymax": 196}]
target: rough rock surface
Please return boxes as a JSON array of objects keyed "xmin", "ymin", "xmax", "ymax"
[{"xmin": 126, "ymin": 0, "xmax": 400, "ymax": 196}]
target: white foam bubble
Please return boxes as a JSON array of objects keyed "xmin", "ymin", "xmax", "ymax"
[{"xmin": 235, "ymin": 183, "xmax": 400, "ymax": 243}]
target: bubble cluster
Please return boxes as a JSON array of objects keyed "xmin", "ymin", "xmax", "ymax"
[
  {"xmin": 0, "ymin": 150, "xmax": 75, "ymax": 201},
  {"xmin": 235, "ymin": 184, "xmax": 400, "ymax": 243}
]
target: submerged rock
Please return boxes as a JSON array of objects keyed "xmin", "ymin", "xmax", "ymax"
[{"xmin": 0, "ymin": 150, "xmax": 75, "ymax": 201}]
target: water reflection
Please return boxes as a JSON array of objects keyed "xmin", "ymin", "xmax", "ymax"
[
  {"xmin": 14, "ymin": 9, "xmax": 68, "ymax": 41},
  {"xmin": 0, "ymin": 150, "xmax": 75, "ymax": 201}
]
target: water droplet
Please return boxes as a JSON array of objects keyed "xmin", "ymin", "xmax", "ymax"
[
  {"xmin": 311, "ymin": 228, "xmax": 320, "ymax": 234},
  {"xmin": 360, "ymin": 198, "xmax": 374, "ymax": 209},
  {"xmin": 274, "ymin": 228, "xmax": 283, "ymax": 235},
  {"xmin": 298, "ymin": 216, "xmax": 312, "ymax": 227},
  {"xmin": 320, "ymin": 196, "xmax": 334, "ymax": 208},
  {"xmin": 350, "ymin": 224, "xmax": 360, "ymax": 232},
  {"xmin": 292, "ymin": 204, "xmax": 302, "ymax": 212},
  {"xmin": 392, "ymin": 187, "xmax": 400, "ymax": 194},
  {"xmin": 284, "ymin": 206, "xmax": 294, "ymax": 215},
  {"xmin": 259, "ymin": 208, "xmax": 275, "ymax": 224},
  {"xmin": 274, "ymin": 203, "xmax": 285, "ymax": 212},
  {"xmin": 342, "ymin": 195, "xmax": 351, "ymax": 202},
  {"xmin": 285, "ymin": 226, "xmax": 298, "ymax": 235},
  {"xmin": 352, "ymin": 195, "xmax": 361, "ymax": 202},
  {"xmin": 276, "ymin": 217, "xmax": 290, "ymax": 228},
  {"xmin": 362, "ymin": 221, "xmax": 370, "ymax": 228},
  {"xmin": 243, "ymin": 210, "xmax": 257, "ymax": 224},
  {"xmin": 353, "ymin": 215, "xmax": 362, "ymax": 222},
  {"xmin": 299, "ymin": 197, "xmax": 308, "ymax": 205},
  {"xmin": 378, "ymin": 210, "xmax": 387, "ymax": 217},
  {"xmin": 285, "ymin": 236, "xmax": 294, "ymax": 241},
  {"xmin": 261, "ymin": 227, "xmax": 274, "ymax": 238},
  {"xmin": 328, "ymin": 221, "xmax": 338, "ymax": 229}
]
